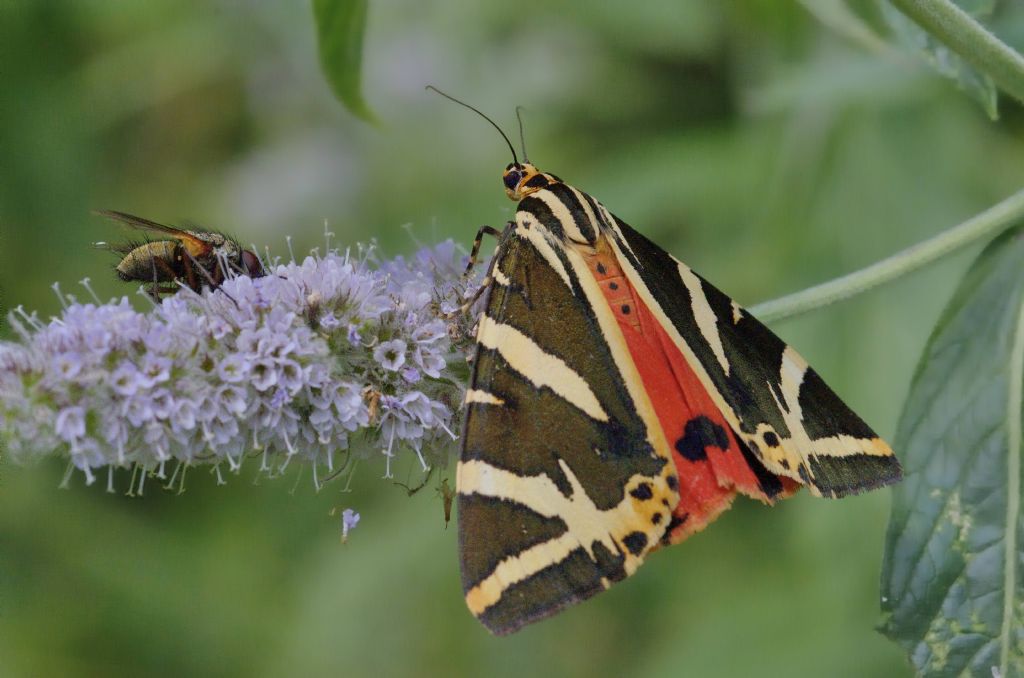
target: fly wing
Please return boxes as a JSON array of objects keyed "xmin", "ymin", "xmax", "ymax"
[{"xmin": 95, "ymin": 210, "xmax": 212, "ymax": 259}]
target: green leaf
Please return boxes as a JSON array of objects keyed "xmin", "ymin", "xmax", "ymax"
[
  {"xmin": 881, "ymin": 0, "xmax": 1000, "ymax": 118},
  {"xmin": 312, "ymin": 0, "xmax": 374, "ymax": 122},
  {"xmin": 881, "ymin": 226, "xmax": 1024, "ymax": 677}
]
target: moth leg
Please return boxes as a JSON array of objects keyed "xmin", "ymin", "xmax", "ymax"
[
  {"xmin": 462, "ymin": 225, "xmax": 503, "ymax": 278},
  {"xmin": 444, "ymin": 222, "xmax": 513, "ymax": 319}
]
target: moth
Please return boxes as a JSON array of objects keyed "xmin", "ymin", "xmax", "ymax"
[
  {"xmin": 95, "ymin": 210, "xmax": 264, "ymax": 297},
  {"xmin": 436, "ymin": 90, "xmax": 904, "ymax": 636}
]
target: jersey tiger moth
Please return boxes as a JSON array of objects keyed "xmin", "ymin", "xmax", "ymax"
[{"xmin": 439, "ymin": 92, "xmax": 903, "ymax": 635}]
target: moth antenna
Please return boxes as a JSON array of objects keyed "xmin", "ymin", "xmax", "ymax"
[
  {"xmin": 515, "ymin": 105, "xmax": 529, "ymax": 163},
  {"xmin": 426, "ymin": 85, "xmax": 519, "ymax": 165}
]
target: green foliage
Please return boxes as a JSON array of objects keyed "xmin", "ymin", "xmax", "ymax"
[
  {"xmin": 882, "ymin": 0, "xmax": 1024, "ymax": 117},
  {"xmin": 313, "ymin": 0, "xmax": 374, "ymax": 121},
  {"xmin": 882, "ymin": 227, "xmax": 1024, "ymax": 677}
]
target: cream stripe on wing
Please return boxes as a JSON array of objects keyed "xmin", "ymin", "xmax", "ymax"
[
  {"xmin": 492, "ymin": 266, "xmax": 511, "ymax": 287},
  {"xmin": 533, "ymin": 189, "xmax": 589, "ymax": 244},
  {"xmin": 678, "ymin": 264, "xmax": 730, "ymax": 375},
  {"xmin": 515, "ymin": 212, "xmax": 573, "ymax": 291},
  {"xmin": 465, "ymin": 389, "xmax": 505, "ymax": 406},
  {"xmin": 763, "ymin": 346, "xmax": 891, "ymax": 462},
  {"xmin": 476, "ymin": 315, "xmax": 608, "ymax": 422}
]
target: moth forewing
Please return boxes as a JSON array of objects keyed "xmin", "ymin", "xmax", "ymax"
[{"xmin": 457, "ymin": 220, "xmax": 680, "ymax": 635}]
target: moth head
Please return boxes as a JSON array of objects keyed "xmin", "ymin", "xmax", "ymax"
[{"xmin": 503, "ymin": 162, "xmax": 551, "ymax": 200}]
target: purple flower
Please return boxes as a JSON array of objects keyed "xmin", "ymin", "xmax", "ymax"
[
  {"xmin": 0, "ymin": 239, "xmax": 476, "ymax": 498},
  {"xmin": 110, "ymin": 362, "xmax": 142, "ymax": 396},
  {"xmin": 346, "ymin": 324, "xmax": 362, "ymax": 345},
  {"xmin": 373, "ymin": 339, "xmax": 407, "ymax": 371},
  {"xmin": 340, "ymin": 508, "xmax": 360, "ymax": 543},
  {"xmin": 55, "ymin": 406, "xmax": 86, "ymax": 442}
]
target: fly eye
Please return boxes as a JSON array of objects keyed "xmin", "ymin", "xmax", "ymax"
[{"xmin": 503, "ymin": 172, "xmax": 521, "ymax": 190}]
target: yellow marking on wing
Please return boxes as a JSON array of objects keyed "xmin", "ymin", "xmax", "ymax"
[{"xmin": 476, "ymin": 315, "xmax": 608, "ymax": 422}]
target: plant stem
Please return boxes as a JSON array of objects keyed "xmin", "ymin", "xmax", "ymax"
[
  {"xmin": 889, "ymin": 0, "xmax": 1024, "ymax": 106},
  {"xmin": 750, "ymin": 187, "xmax": 1024, "ymax": 322}
]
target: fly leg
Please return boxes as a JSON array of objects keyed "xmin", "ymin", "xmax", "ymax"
[{"xmin": 147, "ymin": 254, "xmax": 179, "ymax": 301}]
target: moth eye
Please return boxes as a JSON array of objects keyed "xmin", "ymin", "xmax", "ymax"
[{"xmin": 503, "ymin": 172, "xmax": 521, "ymax": 190}]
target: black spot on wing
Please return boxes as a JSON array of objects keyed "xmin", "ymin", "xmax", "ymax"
[
  {"xmin": 674, "ymin": 416, "xmax": 729, "ymax": 462},
  {"xmin": 630, "ymin": 483, "xmax": 653, "ymax": 500},
  {"xmin": 622, "ymin": 532, "xmax": 648, "ymax": 556}
]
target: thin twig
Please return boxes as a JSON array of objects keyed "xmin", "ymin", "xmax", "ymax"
[{"xmin": 750, "ymin": 187, "xmax": 1024, "ymax": 322}]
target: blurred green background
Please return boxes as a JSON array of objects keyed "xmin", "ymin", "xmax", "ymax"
[{"xmin": 2, "ymin": 2, "xmax": 1024, "ymax": 677}]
